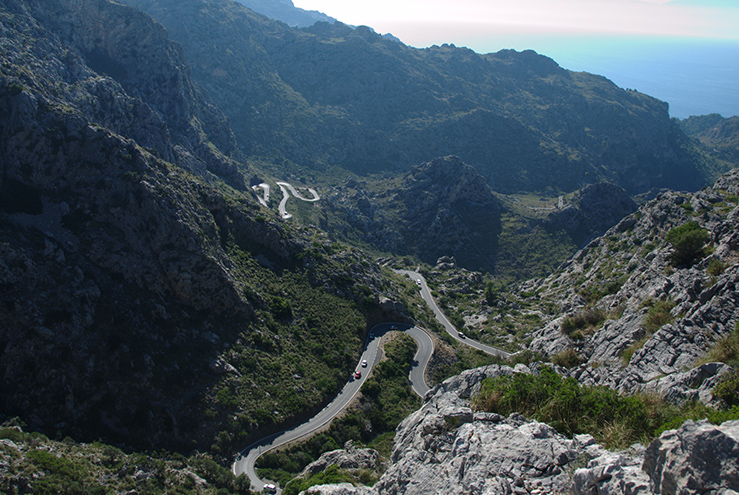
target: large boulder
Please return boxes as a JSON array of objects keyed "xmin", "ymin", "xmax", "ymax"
[{"xmin": 643, "ymin": 419, "xmax": 739, "ymax": 494}]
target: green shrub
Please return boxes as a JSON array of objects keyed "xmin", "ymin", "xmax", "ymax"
[
  {"xmin": 270, "ymin": 296, "xmax": 292, "ymax": 318},
  {"xmin": 713, "ymin": 373, "xmax": 739, "ymax": 408},
  {"xmin": 707, "ymin": 258, "xmax": 726, "ymax": 277},
  {"xmin": 665, "ymin": 221, "xmax": 709, "ymax": 266},
  {"xmin": 550, "ymin": 348, "xmax": 582, "ymax": 368},
  {"xmin": 471, "ymin": 366, "xmax": 738, "ymax": 450},
  {"xmin": 561, "ymin": 308, "xmax": 606, "ymax": 339},
  {"xmin": 472, "ymin": 367, "xmax": 674, "ymax": 448},
  {"xmin": 643, "ymin": 299, "xmax": 676, "ymax": 333},
  {"xmin": 283, "ymin": 465, "xmax": 354, "ymax": 495}
]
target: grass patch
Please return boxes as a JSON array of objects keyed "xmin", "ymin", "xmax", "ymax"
[
  {"xmin": 621, "ymin": 335, "xmax": 650, "ymax": 366},
  {"xmin": 643, "ymin": 298, "xmax": 677, "ymax": 333},
  {"xmin": 707, "ymin": 258, "xmax": 726, "ymax": 277},
  {"xmin": 561, "ymin": 308, "xmax": 606, "ymax": 341},
  {"xmin": 696, "ymin": 321, "xmax": 739, "ymax": 369}
]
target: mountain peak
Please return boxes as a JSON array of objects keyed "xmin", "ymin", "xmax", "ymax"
[{"xmin": 233, "ymin": 0, "xmax": 338, "ymax": 27}]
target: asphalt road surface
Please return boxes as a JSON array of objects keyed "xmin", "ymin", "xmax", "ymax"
[
  {"xmin": 398, "ymin": 270, "xmax": 513, "ymax": 358},
  {"xmin": 232, "ymin": 322, "xmax": 433, "ymax": 492}
]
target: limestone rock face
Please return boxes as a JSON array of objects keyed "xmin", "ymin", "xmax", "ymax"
[
  {"xmin": 529, "ymin": 168, "xmax": 739, "ymax": 404},
  {"xmin": 572, "ymin": 450, "xmax": 650, "ymax": 495},
  {"xmin": 308, "ymin": 367, "xmax": 739, "ymax": 495},
  {"xmin": 300, "ymin": 442, "xmax": 381, "ymax": 477},
  {"xmin": 643, "ymin": 420, "xmax": 739, "ymax": 495}
]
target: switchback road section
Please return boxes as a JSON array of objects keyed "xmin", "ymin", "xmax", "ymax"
[
  {"xmin": 232, "ymin": 322, "xmax": 433, "ymax": 492},
  {"xmin": 398, "ymin": 270, "xmax": 512, "ymax": 359},
  {"xmin": 251, "ymin": 181, "xmax": 320, "ymax": 220}
]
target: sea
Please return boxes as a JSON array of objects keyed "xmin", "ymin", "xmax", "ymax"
[{"xmin": 509, "ymin": 36, "xmax": 739, "ymax": 120}]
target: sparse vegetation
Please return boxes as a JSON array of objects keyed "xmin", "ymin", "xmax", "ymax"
[
  {"xmin": 472, "ymin": 367, "xmax": 739, "ymax": 450},
  {"xmin": 643, "ymin": 298, "xmax": 677, "ymax": 333},
  {"xmin": 0, "ymin": 425, "xmax": 251, "ymax": 495},
  {"xmin": 707, "ymin": 258, "xmax": 727, "ymax": 277},
  {"xmin": 621, "ymin": 335, "xmax": 650, "ymax": 366},
  {"xmin": 697, "ymin": 321, "xmax": 739, "ymax": 369},
  {"xmin": 561, "ymin": 308, "xmax": 606, "ymax": 340},
  {"xmin": 256, "ymin": 334, "xmax": 421, "ymax": 489},
  {"xmin": 282, "ymin": 465, "xmax": 356, "ymax": 495},
  {"xmin": 550, "ymin": 348, "xmax": 583, "ymax": 368}
]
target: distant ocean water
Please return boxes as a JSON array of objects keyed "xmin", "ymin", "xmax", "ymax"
[{"xmin": 532, "ymin": 37, "xmax": 739, "ymax": 119}]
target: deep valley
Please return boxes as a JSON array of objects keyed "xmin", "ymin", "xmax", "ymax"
[{"xmin": 1, "ymin": 0, "xmax": 739, "ymax": 494}]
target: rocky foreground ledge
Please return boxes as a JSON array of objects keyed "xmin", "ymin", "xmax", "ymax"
[{"xmin": 299, "ymin": 365, "xmax": 739, "ymax": 495}]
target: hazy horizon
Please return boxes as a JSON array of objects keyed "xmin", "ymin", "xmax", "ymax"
[{"xmin": 292, "ymin": 0, "xmax": 739, "ymax": 118}]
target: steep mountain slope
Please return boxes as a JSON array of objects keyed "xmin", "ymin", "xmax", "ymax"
[
  {"xmin": 16, "ymin": 0, "xmax": 247, "ymax": 190},
  {"xmin": 680, "ymin": 113, "xmax": 739, "ymax": 163},
  {"xmin": 120, "ymin": 0, "xmax": 722, "ymax": 195},
  {"xmin": 523, "ymin": 168, "xmax": 739, "ymax": 400},
  {"xmin": 0, "ymin": 0, "xmax": 403, "ymax": 453}
]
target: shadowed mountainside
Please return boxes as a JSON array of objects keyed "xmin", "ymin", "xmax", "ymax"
[
  {"xmin": 121, "ymin": 0, "xmax": 727, "ymax": 195},
  {"xmin": 0, "ymin": 0, "xmax": 404, "ymax": 453}
]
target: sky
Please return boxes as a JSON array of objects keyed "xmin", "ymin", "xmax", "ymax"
[{"xmin": 291, "ymin": 0, "xmax": 739, "ymax": 117}]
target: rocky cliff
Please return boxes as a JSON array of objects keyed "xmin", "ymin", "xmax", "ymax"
[
  {"xmin": 523, "ymin": 168, "xmax": 739, "ymax": 403},
  {"xmin": 298, "ymin": 365, "xmax": 739, "ymax": 495}
]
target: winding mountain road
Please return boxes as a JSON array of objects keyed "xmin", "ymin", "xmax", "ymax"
[
  {"xmin": 232, "ymin": 266, "xmax": 508, "ymax": 492},
  {"xmin": 398, "ymin": 270, "xmax": 513, "ymax": 358},
  {"xmin": 232, "ymin": 322, "xmax": 432, "ymax": 492},
  {"xmin": 252, "ymin": 183, "xmax": 270, "ymax": 207},
  {"xmin": 251, "ymin": 181, "xmax": 320, "ymax": 220}
]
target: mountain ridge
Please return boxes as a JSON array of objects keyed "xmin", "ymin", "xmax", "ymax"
[
  {"xmin": 119, "ymin": 0, "xmax": 730, "ymax": 195},
  {"xmin": 2, "ymin": 0, "xmax": 739, "ymax": 492},
  {"xmin": 233, "ymin": 0, "xmax": 338, "ymax": 27}
]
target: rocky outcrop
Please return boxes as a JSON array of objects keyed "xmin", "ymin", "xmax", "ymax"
[
  {"xmin": 544, "ymin": 182, "xmax": 638, "ymax": 247},
  {"xmin": 300, "ymin": 442, "xmax": 381, "ymax": 476},
  {"xmin": 526, "ymin": 168, "xmax": 739, "ymax": 402},
  {"xmin": 306, "ymin": 366, "xmax": 739, "ymax": 495},
  {"xmin": 642, "ymin": 419, "xmax": 739, "ymax": 494}
]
